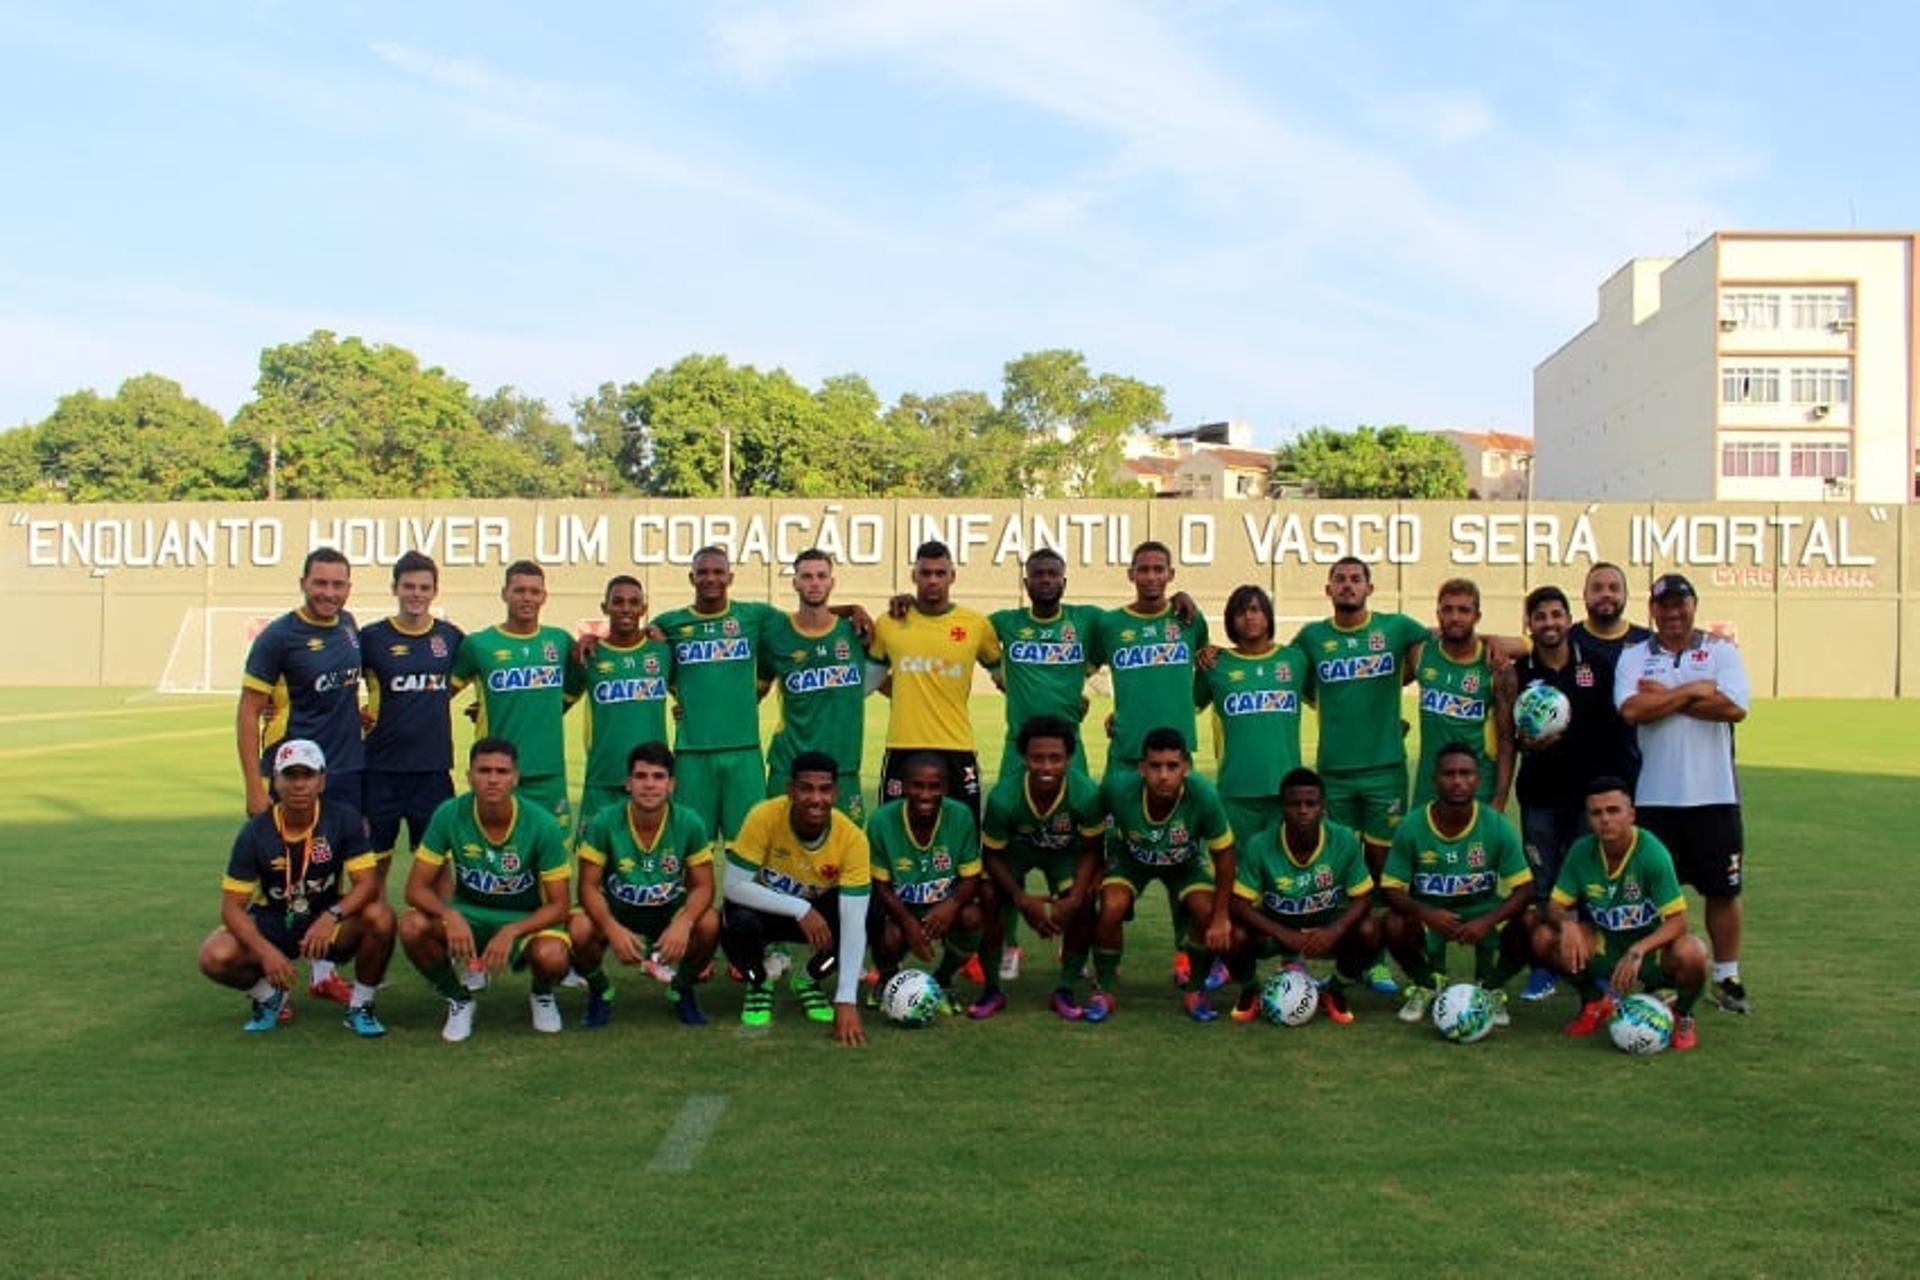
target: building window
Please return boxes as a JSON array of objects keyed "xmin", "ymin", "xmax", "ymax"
[
  {"xmin": 1790, "ymin": 442, "xmax": 1850, "ymax": 479},
  {"xmin": 1721, "ymin": 442, "xmax": 1780, "ymax": 478},
  {"xmin": 1788, "ymin": 290, "xmax": 1853, "ymax": 329},
  {"xmin": 1720, "ymin": 291, "xmax": 1779, "ymax": 328},
  {"xmin": 1483, "ymin": 452, "xmax": 1506, "ymax": 477},
  {"xmin": 1235, "ymin": 473, "xmax": 1257, "ymax": 496},
  {"xmin": 1721, "ymin": 367, "xmax": 1781, "ymax": 403},
  {"xmin": 1788, "ymin": 366, "xmax": 1851, "ymax": 404}
]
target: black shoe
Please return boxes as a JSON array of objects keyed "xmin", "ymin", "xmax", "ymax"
[{"xmin": 1713, "ymin": 978, "xmax": 1751, "ymax": 1014}]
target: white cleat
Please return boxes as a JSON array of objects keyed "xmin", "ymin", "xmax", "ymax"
[
  {"xmin": 530, "ymin": 993, "xmax": 563, "ymax": 1034},
  {"xmin": 443, "ymin": 997, "xmax": 476, "ymax": 1043},
  {"xmin": 559, "ymin": 968, "xmax": 589, "ymax": 990},
  {"xmin": 999, "ymin": 946, "xmax": 1023, "ymax": 981},
  {"xmin": 462, "ymin": 967, "xmax": 489, "ymax": 993}
]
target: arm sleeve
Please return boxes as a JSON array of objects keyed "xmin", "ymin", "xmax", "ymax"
[
  {"xmin": 1613, "ymin": 644, "xmax": 1640, "ymax": 711},
  {"xmin": 223, "ymin": 825, "xmax": 259, "ymax": 893},
  {"xmin": 722, "ymin": 857, "xmax": 810, "ymax": 920},
  {"xmin": 1378, "ymin": 826, "xmax": 1414, "ymax": 890},
  {"xmin": 977, "ymin": 615, "xmax": 1003, "ymax": 666},
  {"xmin": 241, "ymin": 626, "xmax": 280, "ymax": 693},
  {"xmin": 834, "ymin": 892, "xmax": 868, "ymax": 1004}
]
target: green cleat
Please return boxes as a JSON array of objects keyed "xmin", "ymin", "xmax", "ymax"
[
  {"xmin": 790, "ymin": 974, "xmax": 834, "ymax": 1023},
  {"xmin": 740, "ymin": 982, "xmax": 774, "ymax": 1028}
]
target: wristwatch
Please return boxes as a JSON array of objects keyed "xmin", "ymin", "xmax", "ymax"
[{"xmin": 326, "ymin": 904, "xmax": 347, "ymax": 920}]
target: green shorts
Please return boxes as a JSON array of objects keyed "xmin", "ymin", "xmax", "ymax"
[
  {"xmin": 680, "ymin": 747, "xmax": 765, "ymax": 842},
  {"xmin": 1222, "ymin": 795, "xmax": 1284, "ymax": 849},
  {"xmin": 1003, "ymin": 847, "xmax": 1082, "ymax": 897},
  {"xmin": 1322, "ymin": 764, "xmax": 1407, "ymax": 845},
  {"xmin": 1103, "ymin": 855, "xmax": 1214, "ymax": 907},
  {"xmin": 578, "ymin": 785, "xmax": 627, "ymax": 829},
  {"xmin": 458, "ymin": 904, "xmax": 568, "ymax": 971},
  {"xmin": 1594, "ymin": 934, "xmax": 1676, "ymax": 990},
  {"xmin": 1247, "ymin": 905, "xmax": 1344, "ymax": 960},
  {"xmin": 606, "ymin": 900, "xmax": 686, "ymax": 941},
  {"xmin": 766, "ymin": 767, "xmax": 865, "ymax": 822},
  {"xmin": 516, "ymin": 775, "xmax": 573, "ymax": 835}
]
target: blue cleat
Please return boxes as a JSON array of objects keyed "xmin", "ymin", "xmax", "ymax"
[
  {"xmin": 243, "ymin": 989, "xmax": 289, "ymax": 1034},
  {"xmin": 1203, "ymin": 958, "xmax": 1231, "ymax": 991},
  {"xmin": 342, "ymin": 1004, "xmax": 387, "ymax": 1038},
  {"xmin": 1183, "ymin": 991, "xmax": 1220, "ymax": 1023},
  {"xmin": 582, "ymin": 991, "xmax": 615, "ymax": 1030},
  {"xmin": 673, "ymin": 989, "xmax": 708, "ymax": 1026},
  {"xmin": 1365, "ymin": 961, "xmax": 1399, "ymax": 995},
  {"xmin": 1522, "ymin": 968, "xmax": 1559, "ymax": 1002}
]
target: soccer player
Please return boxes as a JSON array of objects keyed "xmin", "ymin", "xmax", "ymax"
[
  {"xmin": 866, "ymin": 754, "xmax": 986, "ymax": 1014},
  {"xmin": 1225, "ymin": 767, "xmax": 1380, "ymax": 1025},
  {"xmin": 981, "ymin": 715, "xmax": 1106, "ymax": 1019},
  {"xmin": 399, "ymin": 738, "xmax": 574, "ymax": 1042},
  {"xmin": 1093, "ymin": 727, "xmax": 1237, "ymax": 1022},
  {"xmin": 451, "ymin": 560, "xmax": 579, "ymax": 834},
  {"xmin": 760, "ymin": 549, "xmax": 869, "ymax": 818},
  {"xmin": 198, "ymin": 739, "xmax": 394, "ymax": 1036},
  {"xmin": 1290, "ymin": 555, "xmax": 1426, "ymax": 993},
  {"xmin": 569, "ymin": 741, "xmax": 718, "ymax": 1028},
  {"xmin": 1505, "ymin": 584, "xmax": 1630, "ymax": 1002},
  {"xmin": 1411, "ymin": 578, "xmax": 1514, "ymax": 808},
  {"xmin": 359, "ymin": 551, "xmax": 463, "ymax": 889},
  {"xmin": 1616, "ymin": 573, "xmax": 1752, "ymax": 1014},
  {"xmin": 1569, "ymin": 561, "xmax": 1652, "ymax": 658},
  {"xmin": 986, "ymin": 548, "xmax": 1100, "ymax": 781},
  {"xmin": 1532, "ymin": 778, "xmax": 1708, "ymax": 1050},
  {"xmin": 1195, "ymin": 583, "xmax": 1306, "ymax": 846},
  {"xmin": 1091, "ymin": 541, "xmax": 1211, "ymax": 782},
  {"xmin": 1379, "ymin": 744, "xmax": 1533, "ymax": 1025},
  {"xmin": 719, "ymin": 751, "xmax": 873, "ymax": 1045},
  {"xmin": 569, "ymin": 574, "xmax": 673, "ymax": 825},
  {"xmin": 654, "ymin": 546, "xmax": 777, "ymax": 844}
]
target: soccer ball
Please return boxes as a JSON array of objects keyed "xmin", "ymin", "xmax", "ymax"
[
  {"xmin": 1431, "ymin": 983, "xmax": 1496, "ymax": 1043},
  {"xmin": 1260, "ymin": 965, "xmax": 1319, "ymax": 1027},
  {"xmin": 880, "ymin": 970, "xmax": 943, "ymax": 1028},
  {"xmin": 1515, "ymin": 682, "xmax": 1573, "ymax": 741},
  {"xmin": 1609, "ymin": 993, "xmax": 1675, "ymax": 1055}
]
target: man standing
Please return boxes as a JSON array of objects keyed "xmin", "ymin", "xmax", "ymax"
[
  {"xmin": 1570, "ymin": 562, "xmax": 1652, "ymax": 658},
  {"xmin": 1615, "ymin": 574, "xmax": 1752, "ymax": 1014},
  {"xmin": 1504, "ymin": 585, "xmax": 1630, "ymax": 1002},
  {"xmin": 197, "ymin": 739, "xmax": 394, "ymax": 1036},
  {"xmin": 986, "ymin": 549, "xmax": 1100, "ymax": 781},
  {"xmin": 719, "ymin": 752, "xmax": 872, "ymax": 1045},
  {"xmin": 760, "ymin": 549, "xmax": 869, "ymax": 819},
  {"xmin": 400, "ymin": 738, "xmax": 574, "ymax": 1041},
  {"xmin": 1195, "ymin": 583, "xmax": 1306, "ymax": 847},
  {"xmin": 1412, "ymin": 578, "xmax": 1514, "ymax": 809},
  {"xmin": 569, "ymin": 575, "xmax": 673, "ymax": 825},
  {"xmin": 1090, "ymin": 541, "xmax": 1211, "ymax": 782},
  {"xmin": 451, "ymin": 561, "xmax": 579, "ymax": 834}
]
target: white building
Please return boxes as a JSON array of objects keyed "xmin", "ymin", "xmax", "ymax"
[
  {"xmin": 1118, "ymin": 419, "xmax": 1275, "ymax": 498},
  {"xmin": 1438, "ymin": 430, "xmax": 1534, "ymax": 500},
  {"xmin": 1534, "ymin": 231, "xmax": 1918, "ymax": 503}
]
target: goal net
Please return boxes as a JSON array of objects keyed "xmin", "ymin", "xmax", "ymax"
[{"xmin": 157, "ymin": 607, "xmax": 277, "ymax": 695}]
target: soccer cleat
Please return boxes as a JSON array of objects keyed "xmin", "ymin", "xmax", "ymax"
[
  {"xmin": 937, "ymin": 991, "xmax": 963, "ymax": 1017},
  {"xmin": 1321, "ymin": 987, "xmax": 1354, "ymax": 1025},
  {"xmin": 740, "ymin": 982, "xmax": 774, "ymax": 1028},
  {"xmin": 1366, "ymin": 961, "xmax": 1399, "ymax": 995},
  {"xmin": 1396, "ymin": 984, "xmax": 1434, "ymax": 1023},
  {"xmin": 1183, "ymin": 990, "xmax": 1219, "ymax": 1023},
  {"xmin": 462, "ymin": 966, "xmax": 490, "ymax": 993},
  {"xmin": 1489, "ymin": 988, "xmax": 1511, "ymax": 1027},
  {"xmin": 277, "ymin": 994, "xmax": 295, "ymax": 1023},
  {"xmin": 1522, "ymin": 968, "xmax": 1559, "ymax": 1002},
  {"xmin": 673, "ymin": 989, "xmax": 708, "ymax": 1027},
  {"xmin": 961, "ymin": 954, "xmax": 987, "ymax": 986},
  {"xmin": 1082, "ymin": 989, "xmax": 1114, "ymax": 1023},
  {"xmin": 1713, "ymin": 978, "xmax": 1751, "ymax": 1015},
  {"xmin": 1672, "ymin": 1014, "xmax": 1698, "ymax": 1051},
  {"xmin": 1171, "ymin": 950, "xmax": 1193, "ymax": 987},
  {"xmin": 343, "ymin": 1004, "xmax": 387, "ymax": 1038},
  {"xmin": 243, "ymin": 989, "xmax": 290, "ymax": 1033},
  {"xmin": 1000, "ymin": 946, "xmax": 1023, "ymax": 981},
  {"xmin": 790, "ymin": 974, "xmax": 834, "ymax": 1023},
  {"xmin": 560, "ymin": 968, "xmax": 589, "ymax": 990},
  {"xmin": 442, "ymin": 997, "xmax": 476, "ymax": 1043},
  {"xmin": 582, "ymin": 991, "xmax": 614, "ymax": 1030},
  {"xmin": 530, "ymin": 993, "xmax": 562, "ymax": 1034},
  {"xmin": 309, "ymin": 973, "xmax": 353, "ymax": 1006},
  {"xmin": 1229, "ymin": 986, "xmax": 1262, "ymax": 1024},
  {"xmin": 1049, "ymin": 987, "xmax": 1084, "ymax": 1021},
  {"xmin": 1204, "ymin": 958, "xmax": 1231, "ymax": 991},
  {"xmin": 643, "ymin": 954, "xmax": 676, "ymax": 985},
  {"xmin": 967, "ymin": 989, "xmax": 1008, "ymax": 1020},
  {"xmin": 1563, "ymin": 995, "xmax": 1616, "ymax": 1037}
]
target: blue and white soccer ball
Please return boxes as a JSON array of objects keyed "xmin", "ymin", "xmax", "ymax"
[
  {"xmin": 1609, "ymin": 993, "xmax": 1675, "ymax": 1055},
  {"xmin": 880, "ymin": 970, "xmax": 943, "ymax": 1028},
  {"xmin": 1431, "ymin": 983, "xmax": 1496, "ymax": 1043},
  {"xmin": 1260, "ymin": 965, "xmax": 1319, "ymax": 1027},
  {"xmin": 1515, "ymin": 682, "xmax": 1573, "ymax": 742}
]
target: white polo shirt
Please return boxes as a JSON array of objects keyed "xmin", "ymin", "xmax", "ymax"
[{"xmin": 1614, "ymin": 633, "xmax": 1750, "ymax": 807}]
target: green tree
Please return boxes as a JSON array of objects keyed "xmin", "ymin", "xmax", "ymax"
[
  {"xmin": 31, "ymin": 375, "xmax": 251, "ymax": 502},
  {"xmin": 998, "ymin": 350, "xmax": 1169, "ymax": 496},
  {"xmin": 1278, "ymin": 425, "xmax": 1468, "ymax": 499},
  {"xmin": 473, "ymin": 386, "xmax": 591, "ymax": 497},
  {"xmin": 0, "ymin": 424, "xmax": 49, "ymax": 500},
  {"xmin": 880, "ymin": 390, "xmax": 1019, "ymax": 496}
]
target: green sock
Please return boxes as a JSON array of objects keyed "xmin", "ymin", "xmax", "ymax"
[
  {"xmin": 936, "ymin": 929, "xmax": 982, "ymax": 987},
  {"xmin": 669, "ymin": 969, "xmax": 696, "ymax": 996},
  {"xmin": 583, "ymin": 966, "xmax": 612, "ymax": 997},
  {"xmin": 1674, "ymin": 983, "xmax": 1701, "ymax": 1016},
  {"xmin": 978, "ymin": 935, "xmax": 1003, "ymax": 988},
  {"xmin": 530, "ymin": 975, "xmax": 554, "ymax": 996},
  {"xmin": 423, "ymin": 959, "xmax": 467, "ymax": 1002},
  {"xmin": 1574, "ymin": 972, "xmax": 1605, "ymax": 1002},
  {"xmin": 1000, "ymin": 897, "xmax": 1021, "ymax": 948},
  {"xmin": 1092, "ymin": 947, "xmax": 1122, "ymax": 988},
  {"xmin": 1059, "ymin": 949, "xmax": 1089, "ymax": 991}
]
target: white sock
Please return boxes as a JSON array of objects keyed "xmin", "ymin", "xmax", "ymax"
[
  {"xmin": 247, "ymin": 979, "xmax": 275, "ymax": 1002},
  {"xmin": 311, "ymin": 958, "xmax": 337, "ymax": 984},
  {"xmin": 350, "ymin": 982, "xmax": 379, "ymax": 1009},
  {"xmin": 1712, "ymin": 962, "xmax": 1740, "ymax": 983}
]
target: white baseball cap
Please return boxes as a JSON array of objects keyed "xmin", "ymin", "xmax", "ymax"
[{"xmin": 272, "ymin": 739, "xmax": 327, "ymax": 774}]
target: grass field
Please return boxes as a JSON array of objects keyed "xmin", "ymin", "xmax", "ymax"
[{"xmin": 2, "ymin": 690, "xmax": 1917, "ymax": 1276}]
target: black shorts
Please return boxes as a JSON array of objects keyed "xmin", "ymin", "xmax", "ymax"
[
  {"xmin": 240, "ymin": 910, "xmax": 348, "ymax": 961},
  {"xmin": 363, "ymin": 770, "xmax": 454, "ymax": 854},
  {"xmin": 1637, "ymin": 804, "xmax": 1745, "ymax": 899},
  {"xmin": 880, "ymin": 749, "xmax": 982, "ymax": 822}
]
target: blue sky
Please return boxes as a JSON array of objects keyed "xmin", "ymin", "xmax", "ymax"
[{"xmin": 2, "ymin": 1, "xmax": 1914, "ymax": 442}]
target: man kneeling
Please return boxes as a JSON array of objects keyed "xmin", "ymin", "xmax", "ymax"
[
  {"xmin": 867, "ymin": 753, "xmax": 985, "ymax": 1016},
  {"xmin": 400, "ymin": 737, "xmax": 573, "ymax": 1042},
  {"xmin": 570, "ymin": 741, "xmax": 720, "ymax": 1028}
]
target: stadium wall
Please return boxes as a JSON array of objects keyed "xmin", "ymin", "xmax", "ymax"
[{"xmin": 2, "ymin": 498, "xmax": 1911, "ymax": 697}]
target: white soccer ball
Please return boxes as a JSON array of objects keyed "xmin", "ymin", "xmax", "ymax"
[
  {"xmin": 1431, "ymin": 982, "xmax": 1496, "ymax": 1044},
  {"xmin": 1609, "ymin": 993, "xmax": 1675, "ymax": 1055},
  {"xmin": 763, "ymin": 949, "xmax": 792, "ymax": 982},
  {"xmin": 880, "ymin": 970, "xmax": 943, "ymax": 1028},
  {"xmin": 1515, "ymin": 682, "xmax": 1573, "ymax": 742},
  {"xmin": 1260, "ymin": 965, "xmax": 1320, "ymax": 1027}
]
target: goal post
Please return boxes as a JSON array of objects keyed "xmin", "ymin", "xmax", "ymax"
[{"xmin": 156, "ymin": 607, "xmax": 277, "ymax": 695}]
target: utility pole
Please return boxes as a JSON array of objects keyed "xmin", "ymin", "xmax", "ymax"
[
  {"xmin": 268, "ymin": 434, "xmax": 280, "ymax": 502},
  {"xmin": 720, "ymin": 424, "xmax": 733, "ymax": 499}
]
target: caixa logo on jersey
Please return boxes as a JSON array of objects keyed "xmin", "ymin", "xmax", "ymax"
[
  {"xmin": 611, "ymin": 880, "xmax": 679, "ymax": 908},
  {"xmin": 458, "ymin": 866, "xmax": 534, "ymax": 896},
  {"xmin": 1418, "ymin": 689, "xmax": 1486, "ymax": 720},
  {"xmin": 1111, "ymin": 642, "xmax": 1191, "ymax": 669},
  {"xmin": 593, "ymin": 676, "xmax": 668, "ymax": 704},
  {"xmin": 1008, "ymin": 640, "xmax": 1084, "ymax": 665},
  {"xmin": 312, "ymin": 667, "xmax": 361, "ymax": 693},
  {"xmin": 1222, "ymin": 690, "xmax": 1299, "ymax": 716},
  {"xmin": 488, "ymin": 666, "xmax": 562, "ymax": 691},
  {"xmin": 1318, "ymin": 654, "xmax": 1394, "ymax": 683},
  {"xmin": 677, "ymin": 637, "xmax": 752, "ymax": 664},
  {"xmin": 389, "ymin": 672, "xmax": 448, "ymax": 693}
]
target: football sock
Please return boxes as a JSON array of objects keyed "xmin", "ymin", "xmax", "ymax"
[
  {"xmin": 1227, "ymin": 954, "xmax": 1256, "ymax": 985},
  {"xmin": 941, "ymin": 930, "xmax": 982, "ymax": 986},
  {"xmin": 530, "ymin": 975, "xmax": 555, "ymax": 997},
  {"xmin": 1573, "ymin": 973, "xmax": 1606, "ymax": 1003},
  {"xmin": 350, "ymin": 981, "xmax": 378, "ymax": 1008},
  {"xmin": 978, "ymin": 937, "xmax": 1004, "ymax": 989},
  {"xmin": 311, "ymin": 958, "xmax": 337, "ymax": 985},
  {"xmin": 423, "ymin": 959, "xmax": 468, "ymax": 1002},
  {"xmin": 1092, "ymin": 947, "xmax": 1122, "ymax": 988},
  {"xmin": 583, "ymin": 966, "xmax": 611, "ymax": 997},
  {"xmin": 1675, "ymin": 982, "xmax": 1702, "ymax": 1015},
  {"xmin": 1180, "ymin": 945, "xmax": 1210, "ymax": 991},
  {"xmin": 1000, "ymin": 897, "xmax": 1021, "ymax": 948},
  {"xmin": 1059, "ymin": 948, "xmax": 1089, "ymax": 991},
  {"xmin": 669, "ymin": 967, "xmax": 697, "ymax": 996},
  {"xmin": 1712, "ymin": 961, "xmax": 1740, "ymax": 983},
  {"xmin": 247, "ymin": 979, "xmax": 275, "ymax": 1002}
]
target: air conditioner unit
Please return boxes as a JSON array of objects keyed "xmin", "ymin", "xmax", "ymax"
[
  {"xmin": 1832, "ymin": 317, "xmax": 1855, "ymax": 331},
  {"xmin": 1810, "ymin": 403, "xmax": 1831, "ymax": 420},
  {"xmin": 1717, "ymin": 317, "xmax": 1739, "ymax": 332}
]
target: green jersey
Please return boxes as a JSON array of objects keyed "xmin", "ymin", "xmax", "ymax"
[
  {"xmin": 867, "ymin": 797, "xmax": 981, "ymax": 907},
  {"xmin": 981, "ymin": 769, "xmax": 1107, "ymax": 860},
  {"xmin": 655, "ymin": 600, "xmax": 775, "ymax": 752},
  {"xmin": 1291, "ymin": 611, "xmax": 1428, "ymax": 774},
  {"xmin": 1550, "ymin": 828, "xmax": 1687, "ymax": 950},
  {"xmin": 1102, "ymin": 770, "xmax": 1233, "ymax": 868},
  {"xmin": 576, "ymin": 800, "xmax": 714, "ymax": 911},
  {"xmin": 1196, "ymin": 644, "xmax": 1307, "ymax": 798},
  {"xmin": 452, "ymin": 625, "xmax": 575, "ymax": 780},
  {"xmin": 1380, "ymin": 801, "xmax": 1529, "ymax": 920},
  {"xmin": 418, "ymin": 793, "xmax": 571, "ymax": 914},
  {"xmin": 570, "ymin": 637, "xmax": 675, "ymax": 790},
  {"xmin": 989, "ymin": 604, "xmax": 1099, "ymax": 749},
  {"xmin": 1093, "ymin": 604, "xmax": 1212, "ymax": 764},
  {"xmin": 1233, "ymin": 820, "xmax": 1373, "ymax": 922},
  {"xmin": 760, "ymin": 612, "xmax": 866, "ymax": 782},
  {"xmin": 1412, "ymin": 640, "xmax": 1498, "ymax": 805}
]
